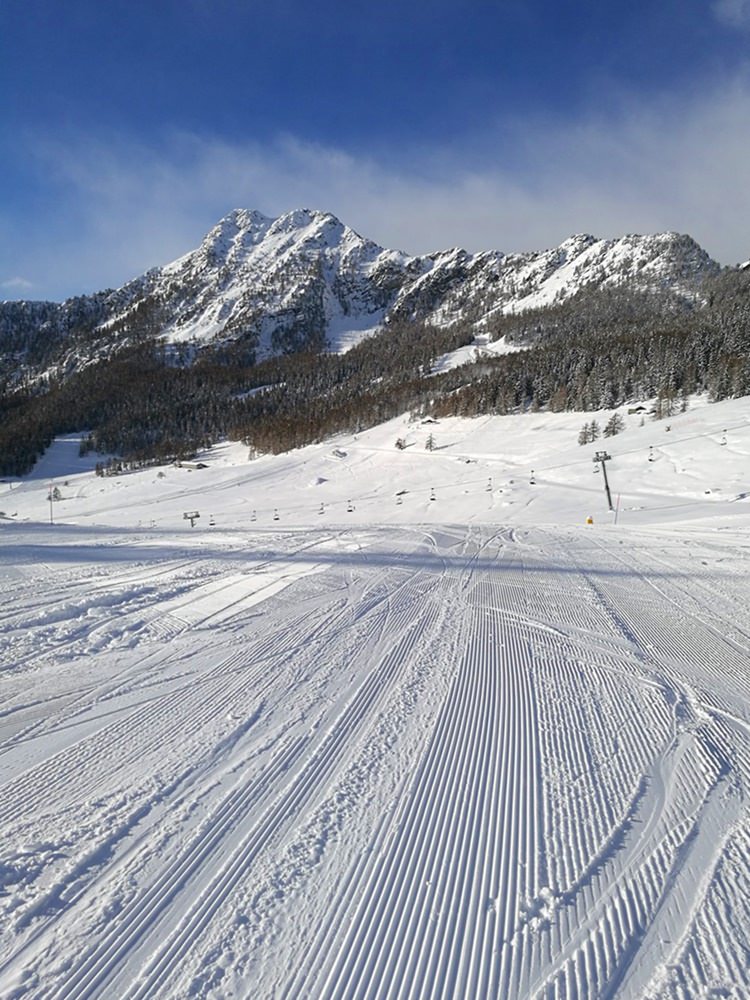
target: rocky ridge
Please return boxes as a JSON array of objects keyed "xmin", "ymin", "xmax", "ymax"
[{"xmin": 0, "ymin": 208, "xmax": 722, "ymax": 383}]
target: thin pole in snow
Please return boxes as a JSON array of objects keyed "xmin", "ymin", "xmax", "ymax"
[{"xmin": 593, "ymin": 451, "xmax": 614, "ymax": 511}]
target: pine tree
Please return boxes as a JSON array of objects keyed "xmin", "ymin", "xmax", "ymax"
[{"xmin": 603, "ymin": 412, "xmax": 624, "ymax": 437}]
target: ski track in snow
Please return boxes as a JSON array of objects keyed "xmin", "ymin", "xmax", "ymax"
[{"xmin": 1, "ymin": 521, "xmax": 750, "ymax": 999}]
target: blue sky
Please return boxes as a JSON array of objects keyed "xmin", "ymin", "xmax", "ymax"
[{"xmin": 2, "ymin": 0, "xmax": 750, "ymax": 301}]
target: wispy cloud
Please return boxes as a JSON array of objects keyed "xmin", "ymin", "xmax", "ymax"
[
  {"xmin": 5, "ymin": 75, "xmax": 750, "ymax": 300},
  {"xmin": 713, "ymin": 0, "xmax": 750, "ymax": 28},
  {"xmin": 1, "ymin": 276, "xmax": 33, "ymax": 292}
]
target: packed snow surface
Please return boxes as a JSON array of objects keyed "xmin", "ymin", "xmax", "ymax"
[
  {"xmin": 429, "ymin": 335, "xmax": 524, "ymax": 375},
  {"xmin": 2, "ymin": 397, "xmax": 750, "ymax": 999}
]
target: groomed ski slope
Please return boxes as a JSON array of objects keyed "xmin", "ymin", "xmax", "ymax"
[{"xmin": 1, "ymin": 397, "xmax": 750, "ymax": 999}]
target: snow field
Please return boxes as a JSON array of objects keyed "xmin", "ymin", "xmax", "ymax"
[{"xmin": 2, "ymin": 397, "xmax": 750, "ymax": 998}]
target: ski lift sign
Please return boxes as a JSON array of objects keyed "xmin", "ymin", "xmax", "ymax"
[{"xmin": 183, "ymin": 510, "xmax": 200, "ymax": 527}]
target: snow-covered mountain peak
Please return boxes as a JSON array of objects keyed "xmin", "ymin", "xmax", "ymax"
[
  {"xmin": 201, "ymin": 208, "xmax": 273, "ymax": 251},
  {"xmin": 1, "ymin": 210, "xmax": 724, "ymax": 379},
  {"xmin": 133, "ymin": 216, "xmax": 722, "ymax": 348},
  {"xmin": 267, "ymin": 208, "xmax": 342, "ymax": 241},
  {"xmin": 558, "ymin": 233, "xmax": 598, "ymax": 254}
]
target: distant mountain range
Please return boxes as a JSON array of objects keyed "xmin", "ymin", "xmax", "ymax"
[
  {"xmin": 3, "ymin": 208, "xmax": 750, "ymax": 477},
  {"xmin": 0, "ymin": 208, "xmax": 724, "ymax": 385}
]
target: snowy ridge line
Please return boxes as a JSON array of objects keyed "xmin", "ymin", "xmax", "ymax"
[{"xmin": 1, "ymin": 208, "xmax": 723, "ymax": 381}]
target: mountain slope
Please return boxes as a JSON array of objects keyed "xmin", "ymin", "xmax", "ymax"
[
  {"xmin": 0, "ymin": 209, "xmax": 721, "ymax": 385},
  {"xmin": 101, "ymin": 212, "xmax": 721, "ymax": 351},
  {"xmin": 4, "ymin": 209, "xmax": 745, "ymax": 477}
]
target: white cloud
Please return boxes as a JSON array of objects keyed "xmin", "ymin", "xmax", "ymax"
[
  {"xmin": 1, "ymin": 276, "xmax": 33, "ymax": 291},
  {"xmin": 713, "ymin": 0, "xmax": 750, "ymax": 28},
  {"xmin": 7, "ymin": 75, "xmax": 750, "ymax": 300}
]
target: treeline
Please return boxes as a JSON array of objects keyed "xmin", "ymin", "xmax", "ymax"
[
  {"xmin": 0, "ymin": 321, "xmax": 472, "ymax": 475},
  {"xmin": 431, "ymin": 274, "xmax": 750, "ymax": 419},
  {"xmin": 2, "ymin": 270, "xmax": 750, "ymax": 476}
]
